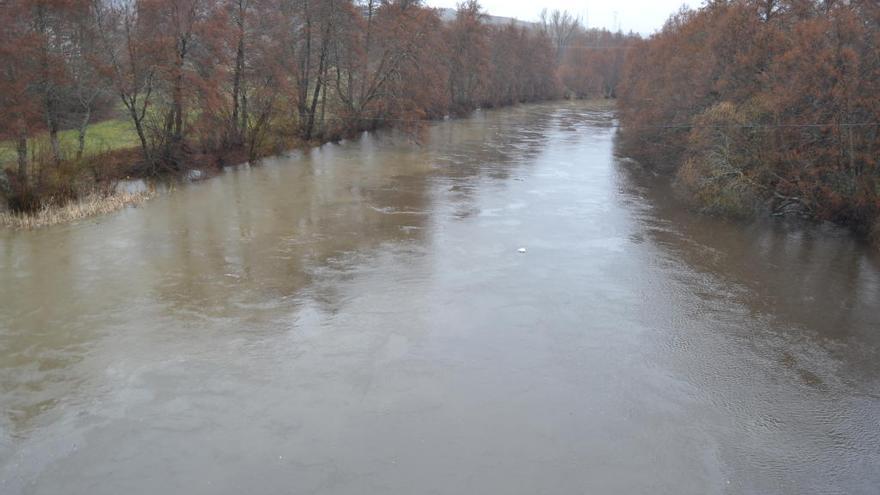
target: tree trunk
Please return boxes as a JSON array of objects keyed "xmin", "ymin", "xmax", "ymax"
[
  {"xmin": 320, "ymin": 77, "xmax": 327, "ymax": 135},
  {"xmin": 77, "ymin": 108, "xmax": 91, "ymax": 160},
  {"xmin": 297, "ymin": 9, "xmax": 313, "ymax": 139},
  {"xmin": 173, "ymin": 77, "xmax": 184, "ymax": 142},
  {"xmin": 305, "ymin": 60, "xmax": 324, "ymax": 140},
  {"xmin": 36, "ymin": 3, "xmax": 63, "ymax": 165},
  {"xmin": 240, "ymin": 90, "xmax": 248, "ymax": 145},
  {"xmin": 17, "ymin": 133, "xmax": 28, "ymax": 185},
  {"xmin": 126, "ymin": 103, "xmax": 152, "ymax": 165},
  {"xmin": 231, "ymin": 20, "xmax": 246, "ymax": 146},
  {"xmin": 47, "ymin": 121, "xmax": 62, "ymax": 164},
  {"xmin": 135, "ymin": 120, "xmax": 150, "ymax": 162},
  {"xmin": 172, "ymin": 38, "xmax": 187, "ymax": 144}
]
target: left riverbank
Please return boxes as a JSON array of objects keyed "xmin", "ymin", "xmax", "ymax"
[{"xmin": 0, "ymin": 190, "xmax": 154, "ymax": 229}]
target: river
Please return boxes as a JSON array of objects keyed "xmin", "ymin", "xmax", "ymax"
[{"xmin": 1, "ymin": 102, "xmax": 878, "ymax": 494}]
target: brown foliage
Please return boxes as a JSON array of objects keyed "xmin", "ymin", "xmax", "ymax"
[
  {"xmin": 558, "ymin": 30, "xmax": 635, "ymax": 99},
  {"xmin": 2, "ymin": 0, "xmax": 605, "ymax": 215},
  {"xmin": 485, "ymin": 23, "xmax": 560, "ymax": 107},
  {"xmin": 618, "ymin": 0, "xmax": 880, "ymax": 237}
]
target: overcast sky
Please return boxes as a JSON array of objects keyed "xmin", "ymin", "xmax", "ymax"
[{"xmin": 425, "ymin": 0, "xmax": 694, "ymax": 36}]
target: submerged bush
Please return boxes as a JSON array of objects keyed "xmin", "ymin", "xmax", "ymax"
[{"xmin": 674, "ymin": 102, "xmax": 769, "ymax": 218}]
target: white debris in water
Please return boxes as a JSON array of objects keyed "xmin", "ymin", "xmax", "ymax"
[{"xmin": 518, "ymin": 247, "xmax": 527, "ymax": 253}]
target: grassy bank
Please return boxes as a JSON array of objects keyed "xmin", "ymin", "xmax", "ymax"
[
  {"xmin": 0, "ymin": 116, "xmax": 288, "ymax": 229},
  {"xmin": 0, "ymin": 119, "xmax": 139, "ymax": 164}
]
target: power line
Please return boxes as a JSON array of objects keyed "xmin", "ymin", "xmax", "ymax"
[
  {"xmin": 308, "ymin": 113, "xmax": 880, "ymax": 130},
  {"xmin": 607, "ymin": 122, "xmax": 880, "ymax": 130}
]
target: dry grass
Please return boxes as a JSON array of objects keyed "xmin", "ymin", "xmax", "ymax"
[{"xmin": 0, "ymin": 190, "xmax": 155, "ymax": 230}]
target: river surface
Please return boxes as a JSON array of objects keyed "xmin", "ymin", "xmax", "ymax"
[{"xmin": 1, "ymin": 102, "xmax": 879, "ymax": 494}]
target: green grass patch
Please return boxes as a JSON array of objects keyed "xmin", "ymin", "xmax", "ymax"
[{"xmin": 0, "ymin": 119, "xmax": 139, "ymax": 165}]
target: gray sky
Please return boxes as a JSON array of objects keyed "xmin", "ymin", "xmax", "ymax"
[{"xmin": 425, "ymin": 0, "xmax": 693, "ymax": 35}]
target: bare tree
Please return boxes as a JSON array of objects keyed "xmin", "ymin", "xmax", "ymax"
[
  {"xmin": 92, "ymin": 0, "xmax": 156, "ymax": 165},
  {"xmin": 69, "ymin": 4, "xmax": 106, "ymax": 159},
  {"xmin": 539, "ymin": 9, "xmax": 581, "ymax": 62}
]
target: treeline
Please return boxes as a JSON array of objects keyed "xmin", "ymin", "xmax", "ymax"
[
  {"xmin": 617, "ymin": 0, "xmax": 880, "ymax": 240},
  {"xmin": 540, "ymin": 9, "xmax": 636, "ymax": 99},
  {"xmin": 3, "ymin": 0, "xmax": 630, "ymax": 213}
]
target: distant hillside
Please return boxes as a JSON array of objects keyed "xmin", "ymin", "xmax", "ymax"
[{"xmin": 436, "ymin": 7, "xmax": 537, "ymax": 29}]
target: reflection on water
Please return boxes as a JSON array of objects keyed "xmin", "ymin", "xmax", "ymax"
[{"xmin": 0, "ymin": 102, "xmax": 878, "ymax": 494}]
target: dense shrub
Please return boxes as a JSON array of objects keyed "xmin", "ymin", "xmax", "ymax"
[
  {"xmin": 676, "ymin": 102, "xmax": 769, "ymax": 218},
  {"xmin": 617, "ymin": 0, "xmax": 880, "ymax": 238}
]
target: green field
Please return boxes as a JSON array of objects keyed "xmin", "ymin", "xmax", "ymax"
[{"xmin": 0, "ymin": 119, "xmax": 139, "ymax": 165}]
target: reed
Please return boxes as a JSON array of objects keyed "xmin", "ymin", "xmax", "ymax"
[{"xmin": 0, "ymin": 190, "xmax": 154, "ymax": 229}]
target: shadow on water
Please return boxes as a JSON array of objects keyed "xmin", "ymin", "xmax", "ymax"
[
  {"xmin": 612, "ymin": 139, "xmax": 880, "ymax": 494},
  {"xmin": 614, "ymin": 154, "xmax": 880, "ymax": 350}
]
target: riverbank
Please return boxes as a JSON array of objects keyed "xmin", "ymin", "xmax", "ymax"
[
  {"xmin": 0, "ymin": 122, "xmax": 329, "ymax": 229},
  {"xmin": 0, "ymin": 190, "xmax": 154, "ymax": 229},
  {"xmin": 3, "ymin": 98, "xmax": 606, "ymax": 230}
]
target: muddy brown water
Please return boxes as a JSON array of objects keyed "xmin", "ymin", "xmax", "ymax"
[{"xmin": 1, "ymin": 102, "xmax": 878, "ymax": 494}]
